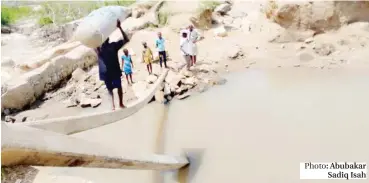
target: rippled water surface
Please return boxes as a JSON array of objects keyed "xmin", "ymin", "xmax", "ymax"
[{"xmin": 34, "ymin": 68, "xmax": 369, "ymax": 183}]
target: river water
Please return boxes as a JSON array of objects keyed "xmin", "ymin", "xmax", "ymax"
[{"xmin": 34, "ymin": 68, "xmax": 369, "ymax": 183}]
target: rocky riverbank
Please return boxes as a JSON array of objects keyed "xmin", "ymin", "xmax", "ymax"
[{"xmin": 2, "ymin": 0, "xmax": 369, "ymax": 123}]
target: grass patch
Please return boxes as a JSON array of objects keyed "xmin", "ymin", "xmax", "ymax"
[
  {"xmin": 103, "ymin": 0, "xmax": 135, "ymax": 7},
  {"xmin": 2, "ymin": 1, "xmax": 136, "ymax": 26},
  {"xmin": 36, "ymin": 1, "xmax": 136, "ymax": 26},
  {"xmin": 198, "ymin": 0, "xmax": 221, "ymax": 12},
  {"xmin": 1, "ymin": 6, "xmax": 32, "ymax": 25},
  {"xmin": 38, "ymin": 16, "xmax": 53, "ymax": 26},
  {"xmin": 158, "ymin": 11, "xmax": 169, "ymax": 26}
]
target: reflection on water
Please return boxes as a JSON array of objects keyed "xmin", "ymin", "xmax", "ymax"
[{"xmin": 33, "ymin": 68, "xmax": 369, "ymax": 183}]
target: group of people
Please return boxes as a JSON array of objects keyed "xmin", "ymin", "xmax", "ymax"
[{"xmin": 96, "ymin": 19, "xmax": 200, "ymax": 110}]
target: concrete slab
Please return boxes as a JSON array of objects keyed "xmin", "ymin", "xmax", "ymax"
[
  {"xmin": 12, "ymin": 70, "xmax": 168, "ymax": 135},
  {"xmin": 2, "ymin": 123, "xmax": 188, "ymax": 170}
]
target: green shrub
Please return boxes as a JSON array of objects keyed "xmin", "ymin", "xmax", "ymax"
[
  {"xmin": 103, "ymin": 0, "xmax": 135, "ymax": 6},
  {"xmin": 1, "ymin": 6, "xmax": 31, "ymax": 25},
  {"xmin": 38, "ymin": 16, "xmax": 53, "ymax": 26},
  {"xmin": 198, "ymin": 1, "xmax": 221, "ymax": 12},
  {"xmin": 158, "ymin": 11, "xmax": 169, "ymax": 26}
]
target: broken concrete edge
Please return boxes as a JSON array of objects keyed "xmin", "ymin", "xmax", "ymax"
[
  {"xmin": 1, "ymin": 44, "xmax": 97, "ymax": 112},
  {"xmin": 12, "ymin": 69, "xmax": 169, "ymax": 135},
  {"xmin": 2, "ymin": 122, "xmax": 188, "ymax": 170}
]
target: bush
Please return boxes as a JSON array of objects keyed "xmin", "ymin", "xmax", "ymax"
[
  {"xmin": 103, "ymin": 0, "xmax": 135, "ymax": 6},
  {"xmin": 158, "ymin": 11, "xmax": 169, "ymax": 26},
  {"xmin": 198, "ymin": 1, "xmax": 221, "ymax": 12},
  {"xmin": 1, "ymin": 6, "xmax": 31, "ymax": 25},
  {"xmin": 38, "ymin": 16, "xmax": 53, "ymax": 26}
]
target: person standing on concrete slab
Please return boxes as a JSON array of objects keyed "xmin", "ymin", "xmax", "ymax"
[
  {"xmin": 180, "ymin": 31, "xmax": 191, "ymax": 71},
  {"xmin": 96, "ymin": 19, "xmax": 129, "ymax": 110},
  {"xmin": 187, "ymin": 25, "xmax": 201, "ymax": 66},
  {"xmin": 121, "ymin": 48, "xmax": 134, "ymax": 85},
  {"xmin": 156, "ymin": 32, "xmax": 168, "ymax": 68},
  {"xmin": 142, "ymin": 42, "xmax": 154, "ymax": 75}
]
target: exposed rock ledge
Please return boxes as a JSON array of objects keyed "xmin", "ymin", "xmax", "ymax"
[
  {"xmin": 1, "ymin": 45, "xmax": 97, "ymax": 112},
  {"xmin": 265, "ymin": 1, "xmax": 369, "ymax": 32}
]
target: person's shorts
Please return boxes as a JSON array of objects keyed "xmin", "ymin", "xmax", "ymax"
[
  {"xmin": 144, "ymin": 58, "xmax": 153, "ymax": 64},
  {"xmin": 104, "ymin": 78, "xmax": 122, "ymax": 91},
  {"xmin": 124, "ymin": 68, "xmax": 132, "ymax": 75}
]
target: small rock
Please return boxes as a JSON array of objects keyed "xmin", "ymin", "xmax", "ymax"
[
  {"xmin": 1, "ymin": 57, "xmax": 15, "ymax": 67},
  {"xmin": 3, "ymin": 109, "xmax": 11, "ymax": 115},
  {"xmin": 313, "ymin": 43, "xmax": 335, "ymax": 56},
  {"xmin": 296, "ymin": 44, "xmax": 306, "ymax": 50},
  {"xmin": 5, "ymin": 116, "xmax": 16, "ymax": 123},
  {"xmin": 176, "ymin": 85, "xmax": 189, "ymax": 95},
  {"xmin": 91, "ymin": 99, "xmax": 102, "ymax": 108},
  {"xmin": 80, "ymin": 98, "xmax": 102, "ymax": 108},
  {"xmin": 176, "ymin": 93, "xmax": 191, "ymax": 100},
  {"xmin": 197, "ymin": 64, "xmax": 211, "ymax": 73},
  {"xmin": 165, "ymin": 70, "xmax": 183, "ymax": 87},
  {"xmin": 1, "ymin": 26, "xmax": 11, "ymax": 34},
  {"xmin": 304, "ymin": 37, "xmax": 314, "ymax": 44},
  {"xmin": 298, "ymin": 51, "xmax": 314, "ymax": 62},
  {"xmin": 71, "ymin": 68, "xmax": 87, "ymax": 82},
  {"xmin": 215, "ymin": 3, "xmax": 232, "ymax": 15},
  {"xmin": 146, "ymin": 74, "xmax": 158, "ymax": 84},
  {"xmin": 20, "ymin": 116, "xmax": 27, "ymax": 122},
  {"xmin": 182, "ymin": 77, "xmax": 197, "ymax": 87},
  {"xmin": 280, "ymin": 44, "xmax": 285, "ymax": 49},
  {"xmin": 182, "ymin": 70, "xmax": 194, "ymax": 77},
  {"xmin": 227, "ymin": 46, "xmax": 243, "ymax": 59},
  {"xmin": 213, "ymin": 25, "xmax": 227, "ymax": 37},
  {"xmin": 225, "ymin": 64, "xmax": 228, "ymax": 67}
]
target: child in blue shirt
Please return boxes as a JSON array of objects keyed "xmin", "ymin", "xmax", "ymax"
[
  {"xmin": 121, "ymin": 49, "xmax": 134, "ymax": 85},
  {"xmin": 156, "ymin": 32, "xmax": 168, "ymax": 68}
]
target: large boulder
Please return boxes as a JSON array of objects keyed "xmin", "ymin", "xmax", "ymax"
[
  {"xmin": 190, "ymin": 8, "xmax": 213, "ymax": 30},
  {"xmin": 214, "ymin": 3, "xmax": 232, "ymax": 15},
  {"xmin": 265, "ymin": 1, "xmax": 369, "ymax": 32},
  {"xmin": 1, "ymin": 45, "xmax": 97, "ymax": 111},
  {"xmin": 17, "ymin": 41, "xmax": 82, "ymax": 71}
]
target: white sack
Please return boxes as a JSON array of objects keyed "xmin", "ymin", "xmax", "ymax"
[{"xmin": 74, "ymin": 6, "xmax": 131, "ymax": 48}]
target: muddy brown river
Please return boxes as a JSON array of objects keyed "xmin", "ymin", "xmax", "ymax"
[{"xmin": 34, "ymin": 68, "xmax": 369, "ymax": 183}]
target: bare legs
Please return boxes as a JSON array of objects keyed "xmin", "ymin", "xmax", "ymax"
[
  {"xmin": 146, "ymin": 63, "xmax": 153, "ymax": 74},
  {"xmin": 190, "ymin": 55, "xmax": 197, "ymax": 66},
  {"xmin": 109, "ymin": 88, "xmax": 125, "ymax": 110},
  {"xmin": 109, "ymin": 90, "xmax": 115, "ymax": 110},
  {"xmin": 117, "ymin": 88, "xmax": 125, "ymax": 108},
  {"xmin": 125, "ymin": 74, "xmax": 133, "ymax": 85}
]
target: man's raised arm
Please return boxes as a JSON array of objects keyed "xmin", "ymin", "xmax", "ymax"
[{"xmin": 114, "ymin": 19, "xmax": 130, "ymax": 50}]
